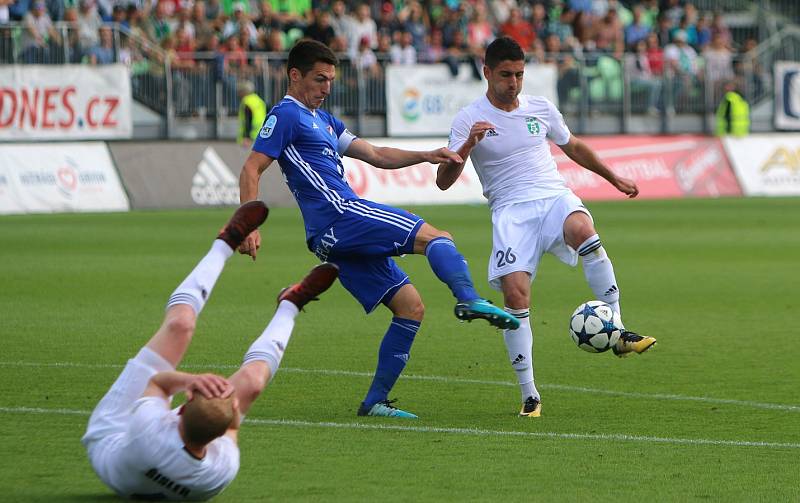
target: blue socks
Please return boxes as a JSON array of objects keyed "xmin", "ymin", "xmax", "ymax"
[
  {"xmin": 425, "ymin": 237, "xmax": 480, "ymax": 302},
  {"xmin": 362, "ymin": 317, "xmax": 420, "ymax": 408}
]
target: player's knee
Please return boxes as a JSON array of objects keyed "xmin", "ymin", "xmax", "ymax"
[
  {"xmin": 503, "ymin": 287, "xmax": 529, "ymax": 310},
  {"xmin": 238, "ymin": 365, "xmax": 268, "ymax": 402},
  {"xmin": 393, "ymin": 299, "xmax": 425, "ymax": 322},
  {"xmin": 163, "ymin": 315, "xmax": 196, "ymax": 342}
]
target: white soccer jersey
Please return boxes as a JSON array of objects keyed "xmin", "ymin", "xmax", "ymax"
[
  {"xmin": 448, "ymin": 94, "xmax": 572, "ymax": 209},
  {"xmin": 92, "ymin": 396, "xmax": 240, "ymax": 501}
]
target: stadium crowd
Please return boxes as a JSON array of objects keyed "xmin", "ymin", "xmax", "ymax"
[{"xmin": 0, "ymin": 0, "xmax": 765, "ymax": 112}]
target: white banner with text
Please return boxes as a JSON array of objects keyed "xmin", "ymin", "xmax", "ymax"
[
  {"xmin": 386, "ymin": 63, "xmax": 558, "ymax": 137},
  {"xmin": 723, "ymin": 134, "xmax": 800, "ymax": 196},
  {"xmin": 0, "ymin": 142, "xmax": 130, "ymax": 214},
  {"xmin": 0, "ymin": 64, "xmax": 132, "ymax": 140}
]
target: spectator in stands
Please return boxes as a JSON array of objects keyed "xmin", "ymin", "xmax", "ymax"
[
  {"xmin": 489, "ymin": 0, "xmax": 514, "ymax": 26},
  {"xmin": 254, "ymin": 0, "xmax": 282, "ymax": 35},
  {"xmin": 20, "ymin": 0, "xmax": 60, "ymax": 63},
  {"xmin": 349, "ymin": 3, "xmax": 377, "ymax": 57},
  {"xmin": 695, "ymin": 13, "xmax": 711, "ymax": 50},
  {"xmin": 466, "ymin": 1, "xmax": 494, "ymax": 50},
  {"xmin": 440, "ymin": 5, "xmax": 466, "ymax": 48},
  {"xmin": 206, "ymin": 0, "xmax": 222, "ymax": 20},
  {"xmin": 444, "ymin": 28, "xmax": 481, "ymax": 80},
  {"xmin": 420, "ymin": 28, "xmax": 446, "ymax": 63},
  {"xmin": 390, "ymin": 30, "xmax": 416, "ymax": 65},
  {"xmin": 305, "ymin": 9, "xmax": 336, "ymax": 46},
  {"xmin": 88, "ymin": 23, "xmax": 115, "ymax": 64},
  {"xmin": 605, "ymin": 0, "xmax": 631, "ymax": 27},
  {"xmin": 544, "ymin": 32, "xmax": 580, "ymax": 106},
  {"xmin": 500, "ymin": 7, "xmax": 534, "ymax": 51},
  {"xmin": 376, "ymin": 1, "xmax": 401, "ymax": 39},
  {"xmin": 190, "ymin": 1, "xmax": 215, "ymax": 44},
  {"xmin": 625, "ymin": 5, "xmax": 650, "ymax": 50},
  {"xmin": 530, "ymin": 3, "xmax": 547, "ymax": 42},
  {"xmin": 0, "ymin": 0, "xmax": 10, "ymax": 26},
  {"xmin": 223, "ymin": 33, "xmax": 249, "ymax": 74},
  {"xmin": 125, "ymin": 5, "xmax": 147, "ymax": 41},
  {"xmin": 329, "ymin": 0, "xmax": 353, "ymax": 43},
  {"xmin": 640, "ymin": 0, "xmax": 658, "ymax": 28},
  {"xmin": 62, "ymin": 6, "xmax": 82, "ymax": 62},
  {"xmin": 399, "ymin": 0, "xmax": 428, "ymax": 53},
  {"xmin": 664, "ymin": 0, "xmax": 683, "ymax": 27},
  {"xmin": 710, "ymin": 11, "xmax": 731, "ymax": 48},
  {"xmin": 223, "ymin": 3, "xmax": 258, "ymax": 47},
  {"xmin": 664, "ymin": 29, "xmax": 699, "ymax": 106},
  {"xmin": 704, "ymin": 32, "xmax": 734, "ymax": 101},
  {"xmin": 593, "ymin": 7, "xmax": 624, "ymax": 56},
  {"xmin": 654, "ymin": 11, "xmax": 672, "ymax": 46},
  {"xmin": 354, "ymin": 33, "xmax": 381, "ymax": 77},
  {"xmin": 143, "ymin": 0, "xmax": 172, "ymax": 42},
  {"xmin": 628, "ymin": 39, "xmax": 662, "ymax": 114},
  {"xmin": 738, "ymin": 37, "xmax": 764, "ymax": 98},
  {"xmin": 670, "ymin": 14, "xmax": 697, "ymax": 48},
  {"xmin": 77, "ymin": 0, "xmax": 102, "ymax": 49},
  {"xmin": 375, "ymin": 31, "xmax": 391, "ymax": 55},
  {"xmin": 645, "ymin": 31, "xmax": 664, "ymax": 76},
  {"xmin": 45, "ymin": 0, "xmax": 63, "ymax": 21},
  {"xmin": 548, "ymin": 6, "xmax": 575, "ymax": 44}
]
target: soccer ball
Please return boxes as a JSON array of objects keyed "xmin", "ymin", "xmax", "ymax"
[{"xmin": 569, "ymin": 301, "xmax": 622, "ymax": 353}]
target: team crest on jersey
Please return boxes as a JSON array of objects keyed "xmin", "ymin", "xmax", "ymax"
[
  {"xmin": 312, "ymin": 122, "xmax": 319, "ymax": 129},
  {"xmin": 260, "ymin": 115, "xmax": 277, "ymax": 138},
  {"xmin": 525, "ymin": 116, "xmax": 541, "ymax": 135}
]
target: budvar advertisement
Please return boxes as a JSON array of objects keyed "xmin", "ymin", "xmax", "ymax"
[
  {"xmin": 723, "ymin": 134, "xmax": 800, "ymax": 196},
  {"xmin": 343, "ymin": 136, "xmax": 741, "ymax": 205},
  {"xmin": 386, "ymin": 63, "xmax": 558, "ymax": 137},
  {"xmin": 0, "ymin": 64, "xmax": 132, "ymax": 140},
  {"xmin": 0, "ymin": 142, "xmax": 129, "ymax": 214}
]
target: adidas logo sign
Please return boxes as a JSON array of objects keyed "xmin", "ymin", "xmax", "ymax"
[
  {"xmin": 604, "ymin": 285, "xmax": 619, "ymax": 296},
  {"xmin": 512, "ymin": 353, "xmax": 525, "ymax": 365},
  {"xmin": 486, "ymin": 128, "xmax": 499, "ymax": 137},
  {"xmin": 191, "ymin": 147, "xmax": 240, "ymax": 205},
  {"xmin": 394, "ymin": 353, "xmax": 409, "ymax": 363}
]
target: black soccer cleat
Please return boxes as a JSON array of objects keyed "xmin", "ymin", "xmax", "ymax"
[{"xmin": 519, "ymin": 396, "xmax": 542, "ymax": 417}]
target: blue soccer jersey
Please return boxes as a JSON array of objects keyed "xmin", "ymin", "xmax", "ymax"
[{"xmin": 252, "ymin": 96, "xmax": 358, "ymax": 241}]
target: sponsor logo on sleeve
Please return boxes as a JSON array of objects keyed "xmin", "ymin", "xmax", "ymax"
[{"xmin": 259, "ymin": 115, "xmax": 277, "ymax": 138}]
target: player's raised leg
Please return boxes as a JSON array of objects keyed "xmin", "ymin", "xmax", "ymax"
[
  {"xmin": 500, "ymin": 272, "xmax": 541, "ymax": 417},
  {"xmin": 228, "ymin": 263, "xmax": 339, "ymax": 415},
  {"xmin": 357, "ymin": 284, "xmax": 422, "ymax": 418},
  {"xmin": 147, "ymin": 201, "xmax": 269, "ymax": 367},
  {"xmin": 413, "ymin": 223, "xmax": 519, "ymax": 330},
  {"xmin": 563, "ymin": 211, "xmax": 655, "ymax": 357}
]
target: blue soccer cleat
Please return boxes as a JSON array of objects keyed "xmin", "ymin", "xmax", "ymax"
[
  {"xmin": 357, "ymin": 399, "xmax": 418, "ymax": 418},
  {"xmin": 454, "ymin": 299, "xmax": 520, "ymax": 330}
]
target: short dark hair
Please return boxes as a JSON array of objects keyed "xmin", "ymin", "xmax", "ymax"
[
  {"xmin": 484, "ymin": 37, "xmax": 525, "ymax": 69},
  {"xmin": 287, "ymin": 39, "xmax": 339, "ymax": 77}
]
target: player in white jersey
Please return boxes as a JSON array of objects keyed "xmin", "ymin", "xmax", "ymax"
[
  {"xmin": 82, "ymin": 201, "xmax": 339, "ymax": 500},
  {"xmin": 437, "ymin": 37, "xmax": 656, "ymax": 418}
]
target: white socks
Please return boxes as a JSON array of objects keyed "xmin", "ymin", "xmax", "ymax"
[
  {"xmin": 242, "ymin": 300, "xmax": 299, "ymax": 378},
  {"xmin": 166, "ymin": 240, "xmax": 233, "ymax": 315},
  {"xmin": 503, "ymin": 308, "xmax": 539, "ymax": 402},
  {"xmin": 578, "ymin": 234, "xmax": 621, "ymax": 316}
]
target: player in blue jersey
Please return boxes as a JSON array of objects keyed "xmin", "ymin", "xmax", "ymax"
[{"xmin": 237, "ymin": 40, "xmax": 519, "ymax": 418}]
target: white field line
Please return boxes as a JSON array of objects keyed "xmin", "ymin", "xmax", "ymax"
[
  {"xmin": 2, "ymin": 360, "xmax": 799, "ymax": 413},
  {"xmin": 1, "ymin": 406, "xmax": 799, "ymax": 450}
]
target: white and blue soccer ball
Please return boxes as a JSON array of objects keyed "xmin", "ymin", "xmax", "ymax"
[{"xmin": 569, "ymin": 301, "xmax": 623, "ymax": 353}]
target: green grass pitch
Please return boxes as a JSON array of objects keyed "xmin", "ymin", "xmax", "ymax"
[{"xmin": 1, "ymin": 197, "xmax": 799, "ymax": 501}]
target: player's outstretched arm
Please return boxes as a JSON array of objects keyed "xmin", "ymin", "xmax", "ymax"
[
  {"xmin": 436, "ymin": 121, "xmax": 495, "ymax": 190},
  {"xmin": 237, "ymin": 151, "xmax": 275, "ymax": 260},
  {"xmin": 559, "ymin": 135, "xmax": 639, "ymax": 198},
  {"xmin": 344, "ymin": 138, "xmax": 462, "ymax": 170}
]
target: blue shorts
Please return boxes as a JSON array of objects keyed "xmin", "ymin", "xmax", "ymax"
[{"xmin": 309, "ymin": 199, "xmax": 424, "ymax": 313}]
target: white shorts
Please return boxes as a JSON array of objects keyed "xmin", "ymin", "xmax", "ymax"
[
  {"xmin": 488, "ymin": 192, "xmax": 592, "ymax": 291},
  {"xmin": 82, "ymin": 347, "xmax": 173, "ymax": 457}
]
